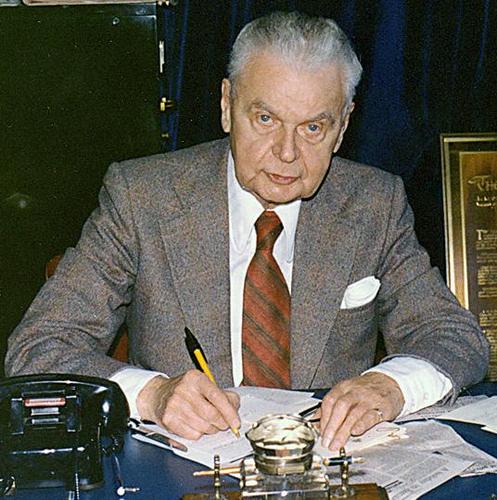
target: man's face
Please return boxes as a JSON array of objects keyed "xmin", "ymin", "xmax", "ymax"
[{"xmin": 220, "ymin": 51, "xmax": 354, "ymax": 208}]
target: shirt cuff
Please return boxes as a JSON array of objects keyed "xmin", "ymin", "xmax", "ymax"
[
  {"xmin": 364, "ymin": 357, "xmax": 453, "ymax": 417},
  {"xmin": 110, "ymin": 367, "xmax": 168, "ymax": 419}
]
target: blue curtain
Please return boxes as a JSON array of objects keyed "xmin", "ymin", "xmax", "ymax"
[{"xmin": 163, "ymin": 0, "xmax": 497, "ymax": 274}]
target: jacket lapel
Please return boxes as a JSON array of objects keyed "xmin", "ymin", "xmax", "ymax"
[
  {"xmin": 291, "ymin": 161, "xmax": 358, "ymax": 389},
  {"xmin": 157, "ymin": 141, "xmax": 234, "ymax": 386},
  {"xmin": 156, "ymin": 146, "xmax": 357, "ymax": 389}
]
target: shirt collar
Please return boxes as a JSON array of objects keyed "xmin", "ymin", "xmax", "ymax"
[{"xmin": 227, "ymin": 152, "xmax": 301, "ymax": 262}]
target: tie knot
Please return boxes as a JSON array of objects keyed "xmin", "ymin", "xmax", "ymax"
[{"xmin": 255, "ymin": 211, "xmax": 283, "ymax": 251}]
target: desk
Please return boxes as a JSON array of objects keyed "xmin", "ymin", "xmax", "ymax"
[{"xmin": 12, "ymin": 383, "xmax": 497, "ymax": 500}]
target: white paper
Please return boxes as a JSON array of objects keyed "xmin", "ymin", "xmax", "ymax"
[
  {"xmin": 395, "ymin": 395, "xmax": 488, "ymax": 423},
  {"xmin": 344, "ymin": 447, "xmax": 472, "ymax": 500},
  {"xmin": 314, "ymin": 421, "xmax": 408, "ymax": 456},
  {"xmin": 136, "ymin": 387, "xmax": 319, "ymax": 467},
  {"xmin": 399, "ymin": 420, "xmax": 497, "ymax": 477},
  {"xmin": 439, "ymin": 395, "xmax": 497, "ymax": 428},
  {"xmin": 341, "ymin": 421, "xmax": 479, "ymax": 500}
]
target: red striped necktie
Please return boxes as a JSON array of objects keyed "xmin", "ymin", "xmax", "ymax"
[{"xmin": 242, "ymin": 210, "xmax": 291, "ymax": 388}]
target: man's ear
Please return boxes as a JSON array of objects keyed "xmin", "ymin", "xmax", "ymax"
[
  {"xmin": 333, "ymin": 101, "xmax": 355, "ymax": 154},
  {"xmin": 220, "ymin": 78, "xmax": 232, "ymax": 133}
]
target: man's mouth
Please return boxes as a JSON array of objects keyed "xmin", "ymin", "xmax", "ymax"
[{"xmin": 268, "ymin": 172, "xmax": 298, "ymax": 185}]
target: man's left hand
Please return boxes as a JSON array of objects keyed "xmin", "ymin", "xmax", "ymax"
[{"xmin": 317, "ymin": 372, "xmax": 404, "ymax": 451}]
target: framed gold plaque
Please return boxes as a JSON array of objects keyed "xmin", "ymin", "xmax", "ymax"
[{"xmin": 441, "ymin": 133, "xmax": 497, "ymax": 380}]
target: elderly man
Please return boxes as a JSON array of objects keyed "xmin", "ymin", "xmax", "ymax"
[{"xmin": 6, "ymin": 11, "xmax": 489, "ymax": 451}]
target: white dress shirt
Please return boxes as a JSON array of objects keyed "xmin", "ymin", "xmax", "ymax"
[{"xmin": 111, "ymin": 153, "xmax": 452, "ymax": 418}]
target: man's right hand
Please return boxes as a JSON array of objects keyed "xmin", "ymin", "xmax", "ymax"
[{"xmin": 136, "ymin": 370, "xmax": 241, "ymax": 440}]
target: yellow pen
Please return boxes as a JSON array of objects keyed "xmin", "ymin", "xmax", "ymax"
[{"xmin": 184, "ymin": 327, "xmax": 240, "ymax": 438}]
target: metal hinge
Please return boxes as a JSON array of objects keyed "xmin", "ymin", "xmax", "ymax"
[{"xmin": 160, "ymin": 97, "xmax": 175, "ymax": 112}]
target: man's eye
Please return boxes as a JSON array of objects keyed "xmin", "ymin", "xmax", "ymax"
[
  {"xmin": 258, "ymin": 114, "xmax": 272, "ymax": 124},
  {"xmin": 307, "ymin": 123, "xmax": 321, "ymax": 133}
]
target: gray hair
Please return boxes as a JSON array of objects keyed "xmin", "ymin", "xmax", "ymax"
[{"xmin": 227, "ymin": 11, "xmax": 362, "ymax": 106}]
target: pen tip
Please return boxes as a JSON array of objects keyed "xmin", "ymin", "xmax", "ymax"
[{"xmin": 232, "ymin": 427, "xmax": 240, "ymax": 439}]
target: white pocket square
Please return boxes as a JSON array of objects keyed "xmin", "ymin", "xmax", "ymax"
[{"xmin": 340, "ymin": 276, "xmax": 381, "ymax": 309}]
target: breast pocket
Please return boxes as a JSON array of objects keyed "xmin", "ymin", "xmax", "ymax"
[{"xmin": 334, "ymin": 300, "xmax": 378, "ymax": 351}]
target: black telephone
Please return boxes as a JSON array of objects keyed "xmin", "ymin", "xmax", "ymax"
[{"xmin": 0, "ymin": 374, "xmax": 129, "ymax": 494}]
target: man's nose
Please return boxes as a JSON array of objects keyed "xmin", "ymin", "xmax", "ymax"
[{"xmin": 272, "ymin": 128, "xmax": 300, "ymax": 163}]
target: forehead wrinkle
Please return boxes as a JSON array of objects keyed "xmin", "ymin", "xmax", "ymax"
[{"xmin": 248, "ymin": 99, "xmax": 275, "ymax": 113}]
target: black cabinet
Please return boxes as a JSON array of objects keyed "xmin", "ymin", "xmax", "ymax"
[{"xmin": 0, "ymin": 4, "xmax": 163, "ymax": 376}]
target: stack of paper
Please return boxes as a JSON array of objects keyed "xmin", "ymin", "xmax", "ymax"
[
  {"xmin": 132, "ymin": 386, "xmax": 410, "ymax": 468},
  {"xmin": 132, "ymin": 387, "xmax": 320, "ymax": 467},
  {"xmin": 346, "ymin": 419, "xmax": 497, "ymax": 499},
  {"xmin": 439, "ymin": 395, "xmax": 497, "ymax": 434},
  {"xmin": 395, "ymin": 395, "xmax": 488, "ymax": 423}
]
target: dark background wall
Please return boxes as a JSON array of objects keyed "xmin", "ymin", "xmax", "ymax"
[
  {"xmin": 1, "ymin": 0, "xmax": 496, "ymax": 377},
  {"xmin": 169, "ymin": 0, "xmax": 497, "ymax": 273},
  {"xmin": 0, "ymin": 4, "xmax": 165, "ymax": 377}
]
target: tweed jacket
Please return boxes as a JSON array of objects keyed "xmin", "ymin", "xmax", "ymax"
[{"xmin": 6, "ymin": 138, "xmax": 489, "ymax": 397}]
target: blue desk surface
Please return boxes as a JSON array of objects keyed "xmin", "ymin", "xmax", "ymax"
[{"xmin": 12, "ymin": 383, "xmax": 497, "ymax": 500}]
